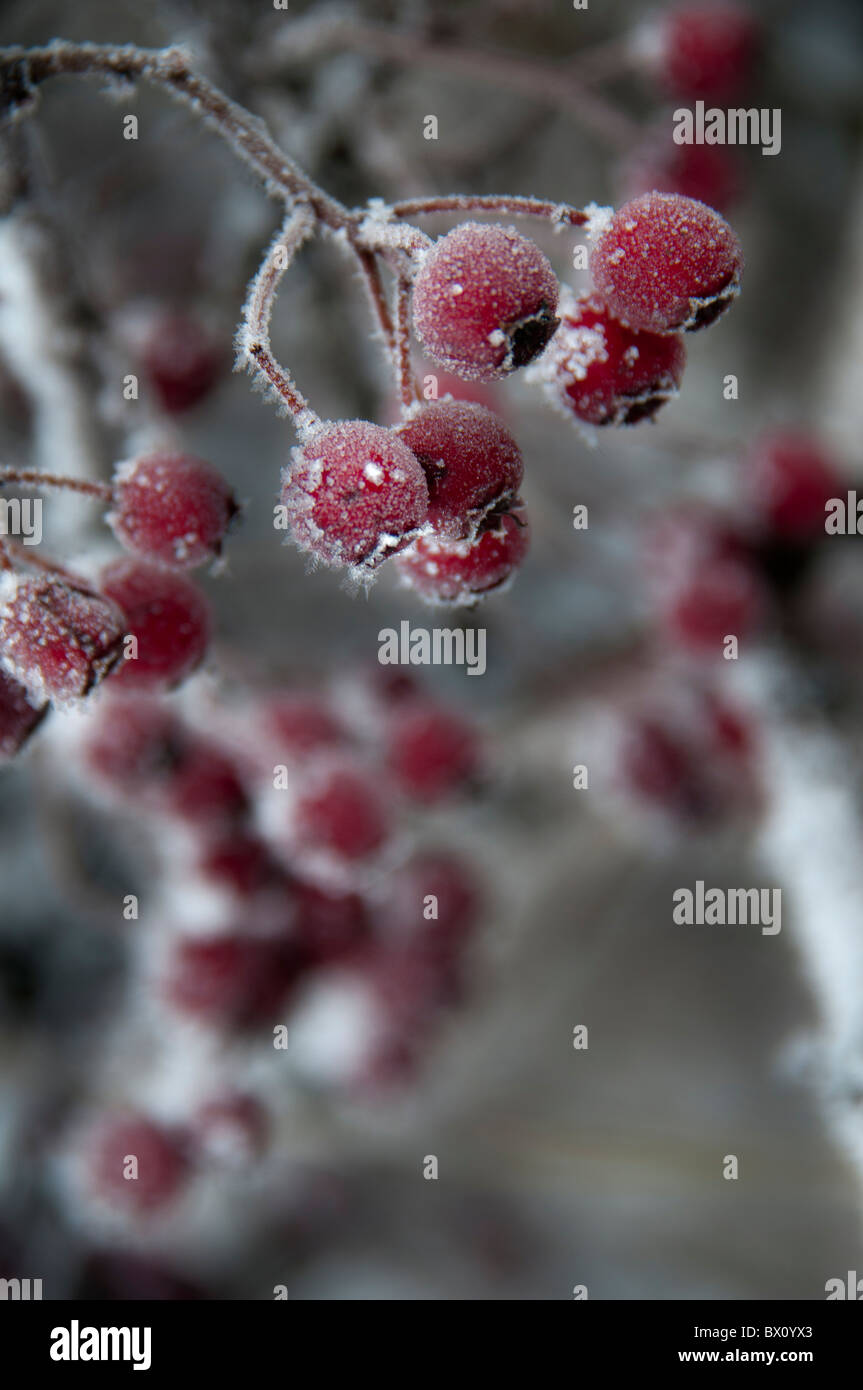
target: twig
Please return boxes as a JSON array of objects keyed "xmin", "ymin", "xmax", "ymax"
[
  {"xmin": 389, "ymin": 194, "xmax": 588, "ymax": 227},
  {"xmin": 236, "ymin": 205, "xmax": 319, "ymax": 430},
  {"xmin": 0, "ymin": 467, "xmax": 112, "ymax": 501},
  {"xmin": 395, "ymin": 275, "xmax": 420, "ymax": 410}
]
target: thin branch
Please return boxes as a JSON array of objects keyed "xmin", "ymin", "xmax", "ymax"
[
  {"xmin": 350, "ymin": 244, "xmax": 396, "ymax": 355},
  {"xmin": 0, "ymin": 41, "xmax": 350, "ymax": 227},
  {"xmin": 0, "ymin": 467, "xmax": 112, "ymax": 501},
  {"xmin": 389, "ymin": 194, "xmax": 588, "ymax": 227},
  {"xmin": 236, "ymin": 205, "xmax": 319, "ymax": 431},
  {"xmin": 395, "ymin": 275, "xmax": 420, "ymax": 411}
]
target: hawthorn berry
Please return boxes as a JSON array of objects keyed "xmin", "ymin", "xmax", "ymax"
[
  {"xmin": 161, "ymin": 737, "xmax": 249, "ymax": 826},
  {"xmin": 411, "ymin": 222, "xmax": 560, "ymax": 381},
  {"xmin": 396, "ymin": 507, "xmax": 529, "ymax": 606},
  {"xmin": 644, "ymin": 512, "xmax": 764, "ymax": 651},
  {"xmin": 100, "ymin": 558, "xmax": 211, "ymax": 690},
  {"xmin": 163, "ymin": 935, "xmax": 305, "ymax": 1028},
  {"xmin": 646, "ymin": 4, "xmax": 760, "ymax": 101},
  {"xmin": 387, "ymin": 703, "xmax": 480, "ymax": 802},
  {"xmin": 532, "ymin": 289, "xmax": 686, "ymax": 427},
  {"xmin": 81, "ymin": 693, "xmax": 178, "ymax": 792},
  {"xmin": 378, "ymin": 851, "xmax": 480, "ymax": 956},
  {"xmin": 191, "ymin": 1093, "xmax": 269, "ymax": 1166},
  {"xmin": 621, "ymin": 136, "xmax": 742, "ymax": 213},
  {"xmin": 262, "ymin": 693, "xmax": 346, "ymax": 760},
  {"xmin": 282, "ymin": 421, "xmax": 429, "ymax": 572},
  {"xmin": 286, "ymin": 762, "xmax": 390, "ymax": 864},
  {"xmin": 292, "ymin": 879, "xmax": 370, "ymax": 964},
  {"xmin": 0, "ymin": 669, "xmax": 46, "ymax": 762},
  {"xmin": 589, "ymin": 193, "xmax": 743, "ymax": 335},
  {"xmin": 140, "ymin": 311, "xmax": 224, "ymax": 415},
  {"xmin": 395, "ymin": 399, "xmax": 523, "ymax": 539},
  {"xmin": 108, "ymin": 451, "xmax": 238, "ymax": 569},
  {"xmin": 0, "ymin": 575, "xmax": 125, "ymax": 706},
  {"xmin": 85, "ymin": 1114, "xmax": 188, "ymax": 1214},
  {"xmin": 748, "ymin": 431, "xmax": 842, "ymax": 543}
]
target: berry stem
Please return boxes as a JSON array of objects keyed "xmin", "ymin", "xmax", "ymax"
[
  {"xmin": 237, "ymin": 206, "xmax": 320, "ymax": 430},
  {"xmin": 0, "ymin": 467, "xmax": 113, "ymax": 501},
  {"xmin": 394, "ymin": 275, "xmax": 421, "ymax": 410},
  {"xmin": 2, "ymin": 538, "xmax": 91, "ymax": 587},
  {"xmin": 350, "ymin": 244, "xmax": 396, "ymax": 355},
  {"xmin": 389, "ymin": 194, "xmax": 588, "ymax": 227}
]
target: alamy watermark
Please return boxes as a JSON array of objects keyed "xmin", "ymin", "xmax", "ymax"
[
  {"xmin": 673, "ymin": 881, "xmax": 781, "ymax": 935},
  {"xmin": 378, "ymin": 620, "xmax": 486, "ymax": 676},
  {"xmin": 673, "ymin": 101, "xmax": 781, "ymax": 157},
  {"xmin": 0, "ymin": 496, "xmax": 42, "ymax": 545}
]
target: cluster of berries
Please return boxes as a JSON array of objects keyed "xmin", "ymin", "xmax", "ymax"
[
  {"xmin": 283, "ymin": 192, "xmax": 743, "ymax": 601},
  {"xmin": 0, "ymin": 451, "xmax": 238, "ymax": 761},
  {"xmin": 65, "ymin": 667, "xmax": 484, "ymax": 1216},
  {"xmin": 641, "ymin": 431, "xmax": 843, "ymax": 654}
]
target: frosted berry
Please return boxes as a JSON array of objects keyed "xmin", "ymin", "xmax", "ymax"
[
  {"xmin": 589, "ymin": 193, "xmax": 743, "ymax": 334},
  {"xmin": 162, "ymin": 737, "xmax": 249, "ymax": 826},
  {"xmin": 379, "ymin": 851, "xmax": 480, "ymax": 956},
  {"xmin": 0, "ymin": 670, "xmax": 46, "ymax": 762},
  {"xmin": 262, "ymin": 693, "xmax": 346, "ymax": 760},
  {"xmin": 196, "ymin": 832, "xmax": 280, "ymax": 897},
  {"xmin": 644, "ymin": 512, "xmax": 764, "ymax": 651},
  {"xmin": 748, "ymin": 431, "xmax": 842, "ymax": 543},
  {"xmin": 621, "ymin": 136, "xmax": 742, "ymax": 212},
  {"xmin": 0, "ymin": 575, "xmax": 125, "ymax": 706},
  {"xmin": 163, "ymin": 936, "xmax": 305, "ymax": 1028},
  {"xmin": 396, "ymin": 507, "xmax": 529, "ymax": 606},
  {"xmin": 536, "ymin": 290, "xmax": 686, "ymax": 427},
  {"xmin": 81, "ymin": 693, "xmax": 178, "ymax": 791},
  {"xmin": 411, "ymin": 222, "xmax": 560, "ymax": 381},
  {"xmin": 86, "ymin": 1114, "xmax": 188, "ymax": 1214},
  {"xmin": 387, "ymin": 703, "xmax": 480, "ymax": 802},
  {"xmin": 395, "ymin": 399, "xmax": 523, "ymax": 539},
  {"xmin": 191, "ymin": 1093, "xmax": 269, "ymax": 1166},
  {"xmin": 648, "ymin": 4, "xmax": 760, "ymax": 101},
  {"xmin": 109, "ymin": 451, "xmax": 238, "ymax": 569},
  {"xmin": 141, "ymin": 311, "xmax": 224, "ymax": 415},
  {"xmin": 100, "ymin": 558, "xmax": 211, "ymax": 690},
  {"xmin": 292, "ymin": 879, "xmax": 370, "ymax": 964},
  {"xmin": 289, "ymin": 763, "xmax": 390, "ymax": 863},
  {"xmin": 282, "ymin": 421, "xmax": 429, "ymax": 572}
]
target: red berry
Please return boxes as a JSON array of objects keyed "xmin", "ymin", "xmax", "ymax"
[
  {"xmin": 163, "ymin": 936, "xmax": 304, "ymax": 1028},
  {"xmin": 86, "ymin": 1114, "xmax": 188, "ymax": 1214},
  {"xmin": 648, "ymin": 4, "xmax": 760, "ymax": 101},
  {"xmin": 644, "ymin": 512, "xmax": 764, "ymax": 651},
  {"xmin": 196, "ymin": 832, "xmax": 280, "ymax": 897},
  {"xmin": 589, "ymin": 193, "xmax": 743, "ymax": 335},
  {"xmin": 0, "ymin": 669, "xmax": 46, "ymax": 762},
  {"xmin": 162, "ymin": 737, "xmax": 249, "ymax": 826},
  {"xmin": 0, "ymin": 575, "xmax": 125, "ymax": 706},
  {"xmin": 411, "ymin": 222, "xmax": 560, "ymax": 381},
  {"xmin": 619, "ymin": 717, "xmax": 712, "ymax": 821},
  {"xmin": 395, "ymin": 399, "xmax": 523, "ymax": 539},
  {"xmin": 748, "ymin": 431, "xmax": 842, "ymax": 542},
  {"xmin": 534, "ymin": 289, "xmax": 686, "ymax": 427},
  {"xmin": 621, "ymin": 136, "xmax": 743, "ymax": 213},
  {"xmin": 387, "ymin": 703, "xmax": 480, "ymax": 802},
  {"xmin": 140, "ymin": 311, "xmax": 224, "ymax": 415},
  {"xmin": 109, "ymin": 451, "xmax": 238, "ymax": 569},
  {"xmin": 100, "ymin": 558, "xmax": 211, "ymax": 690},
  {"xmin": 81, "ymin": 693, "xmax": 178, "ymax": 791},
  {"xmin": 282, "ymin": 421, "xmax": 429, "ymax": 572},
  {"xmin": 192, "ymin": 1093, "xmax": 269, "ymax": 1166},
  {"xmin": 292, "ymin": 879, "xmax": 370, "ymax": 964},
  {"xmin": 262, "ymin": 693, "xmax": 346, "ymax": 760},
  {"xmin": 396, "ymin": 507, "xmax": 529, "ymax": 606},
  {"xmin": 378, "ymin": 851, "xmax": 480, "ymax": 956},
  {"xmin": 288, "ymin": 763, "xmax": 390, "ymax": 863}
]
